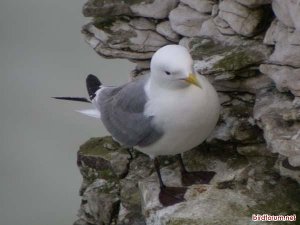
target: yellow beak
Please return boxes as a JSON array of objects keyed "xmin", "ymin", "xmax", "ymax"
[{"xmin": 185, "ymin": 73, "xmax": 202, "ymax": 88}]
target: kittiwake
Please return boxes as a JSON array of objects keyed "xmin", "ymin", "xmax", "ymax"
[{"xmin": 54, "ymin": 45, "xmax": 220, "ymax": 206}]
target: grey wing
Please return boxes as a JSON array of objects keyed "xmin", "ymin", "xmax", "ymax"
[{"xmin": 97, "ymin": 76, "xmax": 163, "ymax": 147}]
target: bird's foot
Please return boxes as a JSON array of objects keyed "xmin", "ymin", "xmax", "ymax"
[
  {"xmin": 159, "ymin": 186, "xmax": 187, "ymax": 207},
  {"xmin": 181, "ymin": 170, "xmax": 216, "ymax": 186}
]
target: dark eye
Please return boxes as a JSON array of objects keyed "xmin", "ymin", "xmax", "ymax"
[{"xmin": 165, "ymin": 71, "xmax": 171, "ymax": 75}]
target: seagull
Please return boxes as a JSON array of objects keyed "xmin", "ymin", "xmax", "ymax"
[{"xmin": 54, "ymin": 45, "xmax": 220, "ymax": 206}]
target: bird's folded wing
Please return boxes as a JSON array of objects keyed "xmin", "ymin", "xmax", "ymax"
[{"xmin": 96, "ymin": 76, "xmax": 163, "ymax": 147}]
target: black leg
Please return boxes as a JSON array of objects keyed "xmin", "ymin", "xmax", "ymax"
[
  {"xmin": 177, "ymin": 154, "xmax": 216, "ymax": 186},
  {"xmin": 177, "ymin": 153, "xmax": 188, "ymax": 173},
  {"xmin": 153, "ymin": 157, "xmax": 187, "ymax": 207},
  {"xmin": 154, "ymin": 158, "xmax": 165, "ymax": 188}
]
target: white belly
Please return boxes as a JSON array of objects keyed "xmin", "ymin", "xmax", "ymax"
[{"xmin": 137, "ymin": 76, "xmax": 220, "ymax": 157}]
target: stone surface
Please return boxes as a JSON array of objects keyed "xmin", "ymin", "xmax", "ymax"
[
  {"xmin": 139, "ymin": 145, "xmax": 300, "ymax": 225},
  {"xmin": 130, "ymin": 0, "xmax": 179, "ymax": 19},
  {"xmin": 260, "ymin": 64, "xmax": 300, "ymax": 96},
  {"xmin": 213, "ymin": 16, "xmax": 236, "ymax": 36},
  {"xmin": 169, "ymin": 4, "xmax": 210, "ymax": 37},
  {"xmin": 272, "ymin": 0, "xmax": 300, "ymax": 30},
  {"xmin": 180, "ymin": 0, "xmax": 215, "ymax": 13},
  {"xmin": 156, "ymin": 21, "xmax": 180, "ymax": 42},
  {"xmin": 129, "ymin": 18, "xmax": 156, "ymax": 31},
  {"xmin": 254, "ymin": 89, "xmax": 300, "ymax": 171},
  {"xmin": 77, "ymin": 179, "xmax": 120, "ymax": 225},
  {"xmin": 82, "ymin": 0, "xmax": 134, "ymax": 17},
  {"xmin": 181, "ymin": 37, "xmax": 272, "ymax": 94},
  {"xmin": 82, "ymin": 19, "xmax": 170, "ymax": 60},
  {"xmin": 218, "ymin": 0, "xmax": 265, "ymax": 37},
  {"xmin": 82, "ymin": 0, "xmax": 179, "ymax": 19},
  {"xmin": 77, "ymin": 0, "xmax": 300, "ymax": 224},
  {"xmin": 235, "ymin": 0, "xmax": 271, "ymax": 8},
  {"xmin": 269, "ymin": 42, "xmax": 300, "ymax": 68},
  {"xmin": 263, "ymin": 19, "xmax": 300, "ymax": 95},
  {"xmin": 264, "ymin": 20, "xmax": 300, "ymax": 68}
]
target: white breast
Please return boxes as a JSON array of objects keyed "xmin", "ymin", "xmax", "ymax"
[{"xmin": 137, "ymin": 75, "xmax": 220, "ymax": 157}]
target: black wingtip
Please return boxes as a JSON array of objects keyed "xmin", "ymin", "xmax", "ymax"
[
  {"xmin": 52, "ymin": 97, "xmax": 91, "ymax": 103},
  {"xmin": 86, "ymin": 74, "xmax": 102, "ymax": 100}
]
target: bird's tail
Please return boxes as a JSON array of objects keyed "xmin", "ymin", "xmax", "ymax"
[
  {"xmin": 52, "ymin": 74, "xmax": 102, "ymax": 119},
  {"xmin": 86, "ymin": 74, "xmax": 102, "ymax": 101},
  {"xmin": 52, "ymin": 97, "xmax": 91, "ymax": 103}
]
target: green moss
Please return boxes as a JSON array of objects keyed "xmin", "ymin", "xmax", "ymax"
[
  {"xmin": 93, "ymin": 15, "xmax": 132, "ymax": 31},
  {"xmin": 100, "ymin": 169, "xmax": 118, "ymax": 180},
  {"xmin": 79, "ymin": 136, "xmax": 120, "ymax": 157},
  {"xmin": 93, "ymin": 17, "xmax": 118, "ymax": 31},
  {"xmin": 81, "ymin": 166, "xmax": 101, "ymax": 183},
  {"xmin": 189, "ymin": 38, "xmax": 235, "ymax": 60},
  {"xmin": 213, "ymin": 50, "xmax": 262, "ymax": 72}
]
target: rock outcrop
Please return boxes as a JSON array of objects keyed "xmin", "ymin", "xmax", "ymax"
[{"xmin": 74, "ymin": 0, "xmax": 300, "ymax": 224}]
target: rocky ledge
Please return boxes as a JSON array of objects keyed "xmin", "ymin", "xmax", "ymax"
[
  {"xmin": 74, "ymin": 137, "xmax": 300, "ymax": 225},
  {"xmin": 74, "ymin": 0, "xmax": 300, "ymax": 225}
]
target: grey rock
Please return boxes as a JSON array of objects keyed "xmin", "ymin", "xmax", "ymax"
[
  {"xmin": 272, "ymin": 0, "xmax": 300, "ymax": 30},
  {"xmin": 102, "ymin": 20, "xmax": 170, "ymax": 52},
  {"xmin": 117, "ymin": 205, "xmax": 146, "ymax": 225},
  {"xmin": 180, "ymin": 0, "xmax": 215, "ymax": 13},
  {"xmin": 219, "ymin": 0, "xmax": 264, "ymax": 37},
  {"xmin": 278, "ymin": 163, "xmax": 300, "ymax": 185},
  {"xmin": 264, "ymin": 19, "xmax": 290, "ymax": 45},
  {"xmin": 186, "ymin": 37, "xmax": 271, "ymax": 74},
  {"xmin": 213, "ymin": 16, "xmax": 236, "ymax": 35},
  {"xmin": 130, "ymin": 0, "xmax": 179, "ymax": 19},
  {"xmin": 120, "ymin": 154, "xmax": 152, "ymax": 210},
  {"xmin": 260, "ymin": 64, "xmax": 300, "ymax": 96},
  {"xmin": 139, "ymin": 144, "xmax": 300, "ymax": 225},
  {"xmin": 169, "ymin": 4, "xmax": 210, "ymax": 37},
  {"xmin": 117, "ymin": 153, "xmax": 152, "ymax": 225},
  {"xmin": 198, "ymin": 19, "xmax": 254, "ymax": 45},
  {"xmin": 199, "ymin": 18, "xmax": 224, "ymax": 40},
  {"xmin": 129, "ymin": 18, "xmax": 156, "ymax": 31},
  {"xmin": 269, "ymin": 42, "xmax": 300, "ymax": 68},
  {"xmin": 264, "ymin": 20, "xmax": 300, "ymax": 68},
  {"xmin": 77, "ymin": 1, "xmax": 300, "ymax": 224},
  {"xmin": 77, "ymin": 137, "xmax": 130, "ymax": 180},
  {"xmin": 208, "ymin": 94, "xmax": 262, "ymax": 144},
  {"xmin": 82, "ymin": 28, "xmax": 151, "ymax": 60},
  {"xmin": 156, "ymin": 21, "xmax": 180, "ymax": 42},
  {"xmin": 129, "ymin": 60, "xmax": 151, "ymax": 72},
  {"xmin": 77, "ymin": 179, "xmax": 120, "ymax": 225},
  {"xmin": 82, "ymin": 20, "xmax": 170, "ymax": 60},
  {"xmin": 182, "ymin": 37, "xmax": 273, "ymax": 94},
  {"xmin": 73, "ymin": 219, "xmax": 91, "ymax": 225},
  {"xmin": 93, "ymin": 42, "xmax": 154, "ymax": 60},
  {"xmin": 254, "ymin": 89, "xmax": 300, "ymax": 169},
  {"xmin": 211, "ymin": 4, "xmax": 219, "ymax": 17},
  {"xmin": 235, "ymin": 0, "xmax": 271, "ymax": 8},
  {"xmin": 237, "ymin": 144, "xmax": 275, "ymax": 157},
  {"xmin": 143, "ymin": 185, "xmax": 257, "ymax": 225},
  {"xmin": 82, "ymin": 0, "xmax": 133, "ymax": 17}
]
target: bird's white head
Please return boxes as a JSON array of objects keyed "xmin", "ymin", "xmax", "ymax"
[{"xmin": 150, "ymin": 45, "xmax": 201, "ymax": 89}]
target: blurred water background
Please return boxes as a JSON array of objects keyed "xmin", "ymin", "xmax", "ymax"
[{"xmin": 0, "ymin": 0, "xmax": 133, "ymax": 224}]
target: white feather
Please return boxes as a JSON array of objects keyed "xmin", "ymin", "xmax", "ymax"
[{"xmin": 76, "ymin": 109, "xmax": 101, "ymax": 119}]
